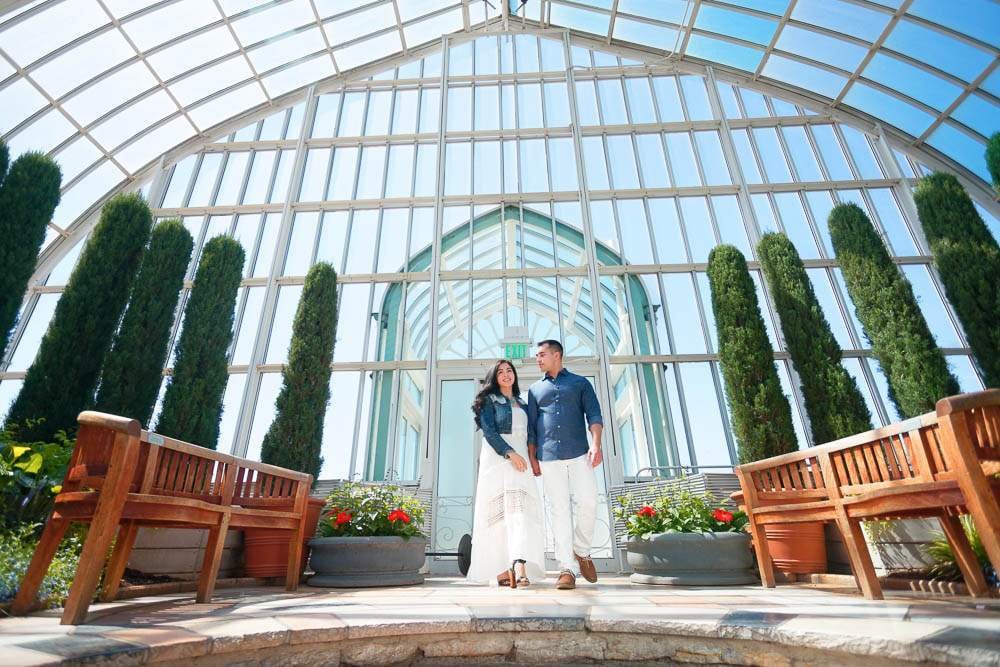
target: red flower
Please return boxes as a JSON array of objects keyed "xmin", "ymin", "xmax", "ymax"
[
  {"xmin": 712, "ymin": 509, "xmax": 734, "ymax": 523},
  {"xmin": 334, "ymin": 511, "xmax": 352, "ymax": 526},
  {"xmin": 636, "ymin": 505, "xmax": 656, "ymax": 518},
  {"xmin": 388, "ymin": 509, "xmax": 411, "ymax": 524}
]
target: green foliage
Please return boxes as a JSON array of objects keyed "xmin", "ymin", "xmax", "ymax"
[
  {"xmin": 317, "ymin": 482, "xmax": 425, "ymax": 539},
  {"xmin": 95, "ymin": 219, "xmax": 194, "ymax": 426},
  {"xmin": 614, "ymin": 488, "xmax": 748, "ymax": 539},
  {"xmin": 0, "ymin": 151, "xmax": 62, "ymax": 361},
  {"xmin": 987, "ymin": 132, "xmax": 1000, "ymax": 193},
  {"xmin": 0, "ymin": 523, "xmax": 84, "ymax": 608},
  {"xmin": 0, "ymin": 424, "xmax": 74, "ymax": 527},
  {"xmin": 260, "ymin": 263, "xmax": 338, "ymax": 481},
  {"xmin": 926, "ymin": 515, "xmax": 997, "ymax": 587},
  {"xmin": 913, "ymin": 172, "xmax": 1000, "ymax": 388},
  {"xmin": 828, "ymin": 203, "xmax": 958, "ymax": 417},
  {"xmin": 0, "ymin": 139, "xmax": 9, "ymax": 188},
  {"xmin": 155, "ymin": 236, "xmax": 244, "ymax": 449},
  {"xmin": 6, "ymin": 193, "xmax": 152, "ymax": 442},
  {"xmin": 706, "ymin": 244, "xmax": 798, "ymax": 463},
  {"xmin": 757, "ymin": 233, "xmax": 872, "ymax": 444}
]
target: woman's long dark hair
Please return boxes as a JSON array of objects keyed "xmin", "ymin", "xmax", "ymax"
[{"xmin": 471, "ymin": 359, "xmax": 521, "ymax": 430}]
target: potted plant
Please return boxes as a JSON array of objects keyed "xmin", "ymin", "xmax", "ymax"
[
  {"xmin": 308, "ymin": 482, "xmax": 427, "ymax": 587},
  {"xmin": 614, "ymin": 488, "xmax": 756, "ymax": 585},
  {"xmin": 243, "ymin": 263, "xmax": 338, "ymax": 578}
]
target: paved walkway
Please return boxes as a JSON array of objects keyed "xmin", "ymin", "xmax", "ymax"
[{"xmin": 1, "ymin": 576, "xmax": 999, "ymax": 665}]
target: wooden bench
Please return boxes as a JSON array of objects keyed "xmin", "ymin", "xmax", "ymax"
[
  {"xmin": 11, "ymin": 411, "xmax": 313, "ymax": 625},
  {"xmin": 735, "ymin": 389, "xmax": 1000, "ymax": 600}
]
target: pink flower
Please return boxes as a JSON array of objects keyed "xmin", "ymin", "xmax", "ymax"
[{"xmin": 637, "ymin": 506, "xmax": 656, "ymax": 518}]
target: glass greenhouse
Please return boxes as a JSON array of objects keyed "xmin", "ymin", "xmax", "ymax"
[{"xmin": 1, "ymin": 0, "xmax": 998, "ymax": 567}]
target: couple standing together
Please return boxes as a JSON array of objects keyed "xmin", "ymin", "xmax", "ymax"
[{"xmin": 467, "ymin": 340, "xmax": 604, "ymax": 590}]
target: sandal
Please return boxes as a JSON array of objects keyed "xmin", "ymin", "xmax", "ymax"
[
  {"xmin": 514, "ymin": 559, "xmax": 529, "ymax": 588},
  {"xmin": 499, "ymin": 561, "xmax": 517, "ymax": 589}
]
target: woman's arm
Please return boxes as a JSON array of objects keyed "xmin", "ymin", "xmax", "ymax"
[{"xmin": 478, "ymin": 402, "xmax": 515, "ymax": 457}]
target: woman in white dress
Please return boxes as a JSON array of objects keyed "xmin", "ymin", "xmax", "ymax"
[{"xmin": 466, "ymin": 360, "xmax": 546, "ymax": 588}]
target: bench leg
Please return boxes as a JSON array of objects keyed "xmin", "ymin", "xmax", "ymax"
[
  {"xmin": 938, "ymin": 513, "xmax": 990, "ymax": 598},
  {"xmin": 961, "ymin": 492, "xmax": 1000, "ymax": 581},
  {"xmin": 747, "ymin": 516, "xmax": 776, "ymax": 588},
  {"xmin": 197, "ymin": 514, "xmax": 230, "ymax": 604},
  {"xmin": 285, "ymin": 529, "xmax": 304, "ymax": 592},
  {"xmin": 99, "ymin": 522, "xmax": 139, "ymax": 602},
  {"xmin": 11, "ymin": 518, "xmax": 70, "ymax": 615},
  {"xmin": 834, "ymin": 516, "xmax": 882, "ymax": 600}
]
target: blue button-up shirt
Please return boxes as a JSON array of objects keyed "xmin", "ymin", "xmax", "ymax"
[{"xmin": 527, "ymin": 368, "xmax": 603, "ymax": 461}]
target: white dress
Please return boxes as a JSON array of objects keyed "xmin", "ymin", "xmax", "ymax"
[{"xmin": 466, "ymin": 403, "xmax": 547, "ymax": 585}]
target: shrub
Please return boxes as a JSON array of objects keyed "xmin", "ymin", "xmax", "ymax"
[
  {"xmin": 0, "ymin": 424, "xmax": 74, "ymax": 528},
  {"xmin": 0, "ymin": 523, "xmax": 83, "ymax": 609},
  {"xmin": 828, "ymin": 203, "xmax": 958, "ymax": 417},
  {"xmin": 614, "ymin": 488, "xmax": 748, "ymax": 538},
  {"xmin": 913, "ymin": 172, "xmax": 1000, "ymax": 388},
  {"xmin": 95, "ymin": 219, "xmax": 194, "ymax": 426},
  {"xmin": 0, "ymin": 139, "xmax": 9, "ymax": 187},
  {"xmin": 926, "ymin": 515, "xmax": 998, "ymax": 588},
  {"xmin": 706, "ymin": 244, "xmax": 798, "ymax": 463},
  {"xmin": 260, "ymin": 263, "xmax": 337, "ymax": 481},
  {"xmin": 0, "ymin": 150, "xmax": 62, "ymax": 361},
  {"xmin": 757, "ymin": 233, "xmax": 872, "ymax": 444},
  {"xmin": 5, "ymin": 193, "xmax": 152, "ymax": 442},
  {"xmin": 987, "ymin": 132, "xmax": 1000, "ymax": 193},
  {"xmin": 155, "ymin": 236, "xmax": 244, "ymax": 449},
  {"xmin": 317, "ymin": 482, "xmax": 425, "ymax": 539}
]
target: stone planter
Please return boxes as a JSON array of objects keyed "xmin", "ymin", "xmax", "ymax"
[
  {"xmin": 127, "ymin": 527, "xmax": 242, "ymax": 581},
  {"xmin": 308, "ymin": 536, "xmax": 428, "ymax": 587},
  {"xmin": 626, "ymin": 532, "xmax": 756, "ymax": 585}
]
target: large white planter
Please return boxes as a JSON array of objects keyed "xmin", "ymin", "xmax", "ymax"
[{"xmin": 127, "ymin": 527, "xmax": 242, "ymax": 581}]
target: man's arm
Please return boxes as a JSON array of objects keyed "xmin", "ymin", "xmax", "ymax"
[
  {"xmin": 582, "ymin": 379, "xmax": 604, "ymax": 468},
  {"xmin": 527, "ymin": 390, "xmax": 541, "ymax": 476}
]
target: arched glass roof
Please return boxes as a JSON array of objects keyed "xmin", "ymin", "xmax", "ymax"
[{"xmin": 1, "ymin": 0, "xmax": 997, "ymax": 247}]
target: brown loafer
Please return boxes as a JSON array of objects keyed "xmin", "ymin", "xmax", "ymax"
[
  {"xmin": 575, "ymin": 553, "xmax": 597, "ymax": 583},
  {"xmin": 555, "ymin": 570, "xmax": 576, "ymax": 590}
]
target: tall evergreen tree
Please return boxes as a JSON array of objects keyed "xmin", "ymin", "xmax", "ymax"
[
  {"xmin": 757, "ymin": 232, "xmax": 872, "ymax": 444},
  {"xmin": 828, "ymin": 203, "xmax": 958, "ymax": 417},
  {"xmin": 0, "ymin": 151, "xmax": 62, "ymax": 361},
  {"xmin": 706, "ymin": 244, "xmax": 798, "ymax": 463},
  {"xmin": 5, "ymin": 193, "xmax": 152, "ymax": 441},
  {"xmin": 155, "ymin": 236, "xmax": 244, "ymax": 449},
  {"xmin": 94, "ymin": 219, "xmax": 194, "ymax": 425},
  {"xmin": 914, "ymin": 172, "xmax": 1000, "ymax": 388},
  {"xmin": 0, "ymin": 140, "xmax": 9, "ymax": 187},
  {"xmin": 260, "ymin": 263, "xmax": 338, "ymax": 480},
  {"xmin": 987, "ymin": 132, "xmax": 1000, "ymax": 193}
]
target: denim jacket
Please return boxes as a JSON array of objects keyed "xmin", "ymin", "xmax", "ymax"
[{"xmin": 477, "ymin": 393, "xmax": 527, "ymax": 457}]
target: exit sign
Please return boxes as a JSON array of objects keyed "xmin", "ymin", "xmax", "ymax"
[
  {"xmin": 501, "ymin": 326, "xmax": 531, "ymax": 360},
  {"xmin": 503, "ymin": 342, "xmax": 529, "ymax": 359}
]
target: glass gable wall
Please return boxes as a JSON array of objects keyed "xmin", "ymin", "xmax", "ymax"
[{"xmin": 0, "ymin": 31, "xmax": 993, "ymax": 485}]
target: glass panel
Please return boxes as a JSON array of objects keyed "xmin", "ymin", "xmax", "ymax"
[
  {"xmin": 434, "ymin": 379, "xmax": 477, "ymax": 552},
  {"xmin": 665, "ymin": 132, "xmax": 701, "ymax": 187},
  {"xmin": 678, "ymin": 362, "xmax": 732, "ymax": 467}
]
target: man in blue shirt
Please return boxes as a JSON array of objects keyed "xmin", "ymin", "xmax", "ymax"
[{"xmin": 527, "ymin": 340, "xmax": 604, "ymax": 590}]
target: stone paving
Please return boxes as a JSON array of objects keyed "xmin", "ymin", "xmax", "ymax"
[{"xmin": 1, "ymin": 576, "xmax": 999, "ymax": 666}]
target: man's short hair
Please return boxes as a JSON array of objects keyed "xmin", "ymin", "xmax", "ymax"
[{"xmin": 536, "ymin": 339, "xmax": 563, "ymax": 356}]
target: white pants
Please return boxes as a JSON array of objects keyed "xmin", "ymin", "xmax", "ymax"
[{"xmin": 539, "ymin": 453, "xmax": 598, "ymax": 575}]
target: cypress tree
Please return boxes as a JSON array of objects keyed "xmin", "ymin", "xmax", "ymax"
[
  {"xmin": 0, "ymin": 140, "xmax": 9, "ymax": 187},
  {"xmin": 914, "ymin": 172, "xmax": 1000, "ymax": 388},
  {"xmin": 0, "ymin": 151, "xmax": 62, "ymax": 361},
  {"xmin": 757, "ymin": 232, "xmax": 872, "ymax": 444},
  {"xmin": 706, "ymin": 244, "xmax": 798, "ymax": 463},
  {"xmin": 260, "ymin": 263, "xmax": 338, "ymax": 479},
  {"xmin": 987, "ymin": 132, "xmax": 1000, "ymax": 193},
  {"xmin": 5, "ymin": 193, "xmax": 152, "ymax": 441},
  {"xmin": 828, "ymin": 203, "xmax": 959, "ymax": 417},
  {"xmin": 155, "ymin": 236, "xmax": 244, "ymax": 449},
  {"xmin": 94, "ymin": 219, "xmax": 194, "ymax": 426}
]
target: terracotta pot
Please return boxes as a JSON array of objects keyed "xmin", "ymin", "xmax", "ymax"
[
  {"xmin": 764, "ymin": 522, "xmax": 827, "ymax": 574},
  {"xmin": 243, "ymin": 497, "xmax": 326, "ymax": 578}
]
